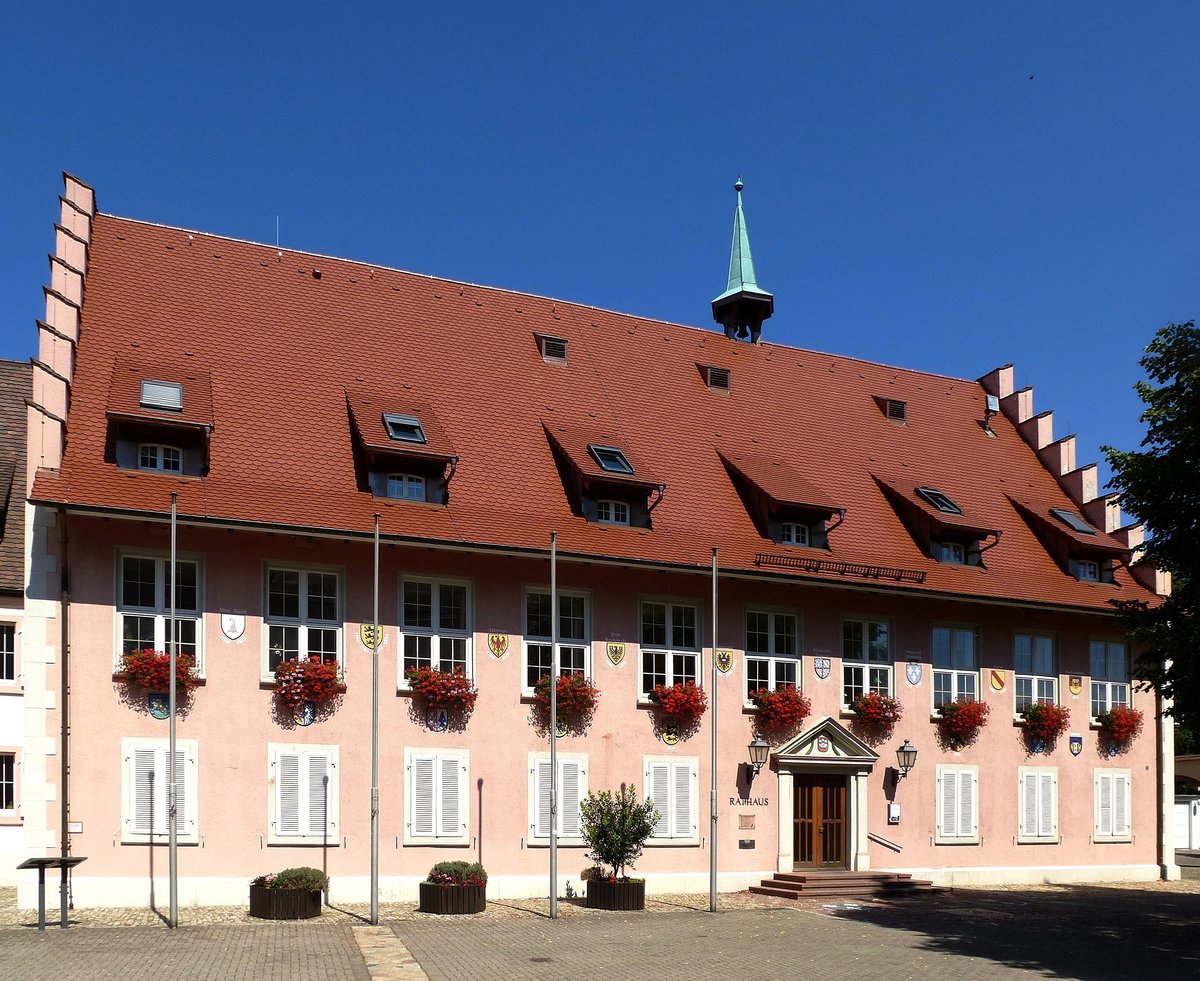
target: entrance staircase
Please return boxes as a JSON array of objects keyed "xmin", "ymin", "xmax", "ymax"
[{"xmin": 750, "ymin": 871, "xmax": 944, "ymax": 900}]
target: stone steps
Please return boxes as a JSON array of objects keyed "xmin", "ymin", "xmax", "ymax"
[{"xmin": 750, "ymin": 870, "xmax": 945, "ymax": 900}]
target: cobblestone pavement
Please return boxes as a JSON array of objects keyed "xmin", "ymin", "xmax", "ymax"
[{"xmin": 2, "ymin": 877, "xmax": 1198, "ymax": 980}]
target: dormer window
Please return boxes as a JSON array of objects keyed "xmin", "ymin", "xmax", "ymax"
[
  {"xmin": 386, "ymin": 474, "xmax": 426, "ymax": 502},
  {"xmin": 780, "ymin": 522, "xmax": 810, "ymax": 547},
  {"xmin": 383, "ymin": 413, "xmax": 427, "ymax": 444},
  {"xmin": 1075, "ymin": 559, "xmax": 1101, "ymax": 582},
  {"xmin": 139, "ymin": 380, "xmax": 183, "ymax": 412},
  {"xmin": 938, "ymin": 541, "xmax": 966, "ymax": 564},
  {"xmin": 588, "ymin": 445, "xmax": 634, "ymax": 475},
  {"xmin": 1051, "ymin": 508, "xmax": 1096, "ymax": 535},
  {"xmin": 596, "ymin": 500, "xmax": 630, "ymax": 526},
  {"xmin": 916, "ymin": 487, "xmax": 962, "ymax": 515},
  {"xmin": 537, "ymin": 334, "xmax": 568, "ymax": 363},
  {"xmin": 702, "ymin": 365, "xmax": 731, "ymax": 392},
  {"xmin": 138, "ymin": 444, "xmax": 182, "ymax": 474}
]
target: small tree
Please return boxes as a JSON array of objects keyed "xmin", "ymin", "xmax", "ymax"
[{"xmin": 579, "ymin": 784, "xmax": 659, "ymax": 880}]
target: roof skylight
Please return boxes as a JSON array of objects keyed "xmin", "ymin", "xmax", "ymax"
[
  {"xmin": 139, "ymin": 379, "xmax": 183, "ymax": 412},
  {"xmin": 916, "ymin": 486, "xmax": 962, "ymax": 515},
  {"xmin": 383, "ymin": 413, "xmax": 427, "ymax": 444},
  {"xmin": 588, "ymin": 444, "xmax": 634, "ymax": 475},
  {"xmin": 1050, "ymin": 507, "xmax": 1096, "ymax": 535}
]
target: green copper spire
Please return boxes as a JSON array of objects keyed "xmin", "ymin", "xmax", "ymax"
[{"xmin": 711, "ymin": 177, "xmax": 774, "ymax": 343}]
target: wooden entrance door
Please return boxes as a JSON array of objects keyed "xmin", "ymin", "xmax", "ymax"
[{"xmin": 793, "ymin": 774, "xmax": 848, "ymax": 868}]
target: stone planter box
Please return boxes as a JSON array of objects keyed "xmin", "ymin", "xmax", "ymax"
[
  {"xmin": 585, "ymin": 879, "xmax": 646, "ymax": 910},
  {"xmin": 249, "ymin": 885, "xmax": 322, "ymax": 920},
  {"xmin": 418, "ymin": 882, "xmax": 486, "ymax": 914}
]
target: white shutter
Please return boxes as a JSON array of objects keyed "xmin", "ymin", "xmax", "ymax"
[
  {"xmin": 535, "ymin": 760, "xmax": 553, "ymax": 838},
  {"xmin": 172, "ymin": 749, "xmax": 188, "ymax": 834},
  {"xmin": 277, "ymin": 753, "xmax": 300, "ymax": 835},
  {"xmin": 1096, "ymin": 772, "xmax": 1112, "ymax": 837},
  {"xmin": 1021, "ymin": 772, "xmax": 1037, "ymax": 838},
  {"xmin": 1039, "ymin": 772, "xmax": 1056, "ymax": 839},
  {"xmin": 439, "ymin": 756, "xmax": 461, "ymax": 837},
  {"xmin": 132, "ymin": 749, "xmax": 158, "ymax": 835},
  {"xmin": 560, "ymin": 760, "xmax": 583, "ymax": 837},
  {"xmin": 1112, "ymin": 773, "xmax": 1129, "ymax": 836},
  {"xmin": 649, "ymin": 762, "xmax": 670, "ymax": 837},
  {"xmin": 306, "ymin": 754, "xmax": 330, "ymax": 836},
  {"xmin": 960, "ymin": 770, "xmax": 976, "ymax": 839},
  {"xmin": 411, "ymin": 757, "xmax": 435, "ymax": 836},
  {"xmin": 939, "ymin": 770, "xmax": 958, "ymax": 838},
  {"xmin": 673, "ymin": 763, "xmax": 693, "ymax": 838}
]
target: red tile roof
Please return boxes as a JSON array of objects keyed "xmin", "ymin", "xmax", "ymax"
[
  {"xmin": 719, "ymin": 451, "xmax": 840, "ymax": 512},
  {"xmin": 32, "ymin": 213, "xmax": 1157, "ymax": 613},
  {"xmin": 543, "ymin": 423, "xmax": 662, "ymax": 491},
  {"xmin": 106, "ymin": 358, "xmax": 214, "ymax": 429},
  {"xmin": 0, "ymin": 359, "xmax": 30, "ymax": 594},
  {"xmin": 345, "ymin": 392, "xmax": 457, "ymax": 461}
]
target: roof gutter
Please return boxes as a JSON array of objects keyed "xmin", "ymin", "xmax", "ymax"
[{"xmin": 29, "ymin": 498, "xmax": 1133, "ymax": 620}]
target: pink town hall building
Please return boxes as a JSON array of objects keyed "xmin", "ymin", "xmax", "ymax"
[{"xmin": 17, "ymin": 173, "xmax": 1178, "ymax": 909}]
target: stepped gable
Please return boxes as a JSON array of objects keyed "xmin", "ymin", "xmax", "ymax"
[{"xmin": 27, "ymin": 192, "xmax": 1161, "ymax": 613}]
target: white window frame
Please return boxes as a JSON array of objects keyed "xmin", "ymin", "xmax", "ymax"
[
  {"xmin": 744, "ymin": 608, "xmax": 800, "ymax": 703},
  {"xmin": 595, "ymin": 500, "xmax": 630, "ymax": 526},
  {"xmin": 137, "ymin": 443, "xmax": 183, "ymax": 474},
  {"xmin": 385, "ymin": 473, "xmax": 426, "ymax": 501},
  {"xmin": 522, "ymin": 588, "xmax": 591, "ymax": 696},
  {"xmin": 140, "ymin": 379, "xmax": 183, "ymax": 411},
  {"xmin": 932, "ymin": 625, "xmax": 980, "ymax": 713},
  {"xmin": 383, "ymin": 413, "xmax": 427, "ymax": 444},
  {"xmin": 1094, "ymin": 768, "xmax": 1132, "ymax": 842},
  {"xmin": 117, "ymin": 552, "xmax": 205, "ymax": 676},
  {"xmin": 404, "ymin": 748, "xmax": 469, "ymax": 846},
  {"xmin": 1017, "ymin": 766, "xmax": 1059, "ymax": 843},
  {"xmin": 639, "ymin": 600, "xmax": 701, "ymax": 700},
  {"xmin": 120, "ymin": 737, "xmax": 199, "ymax": 844},
  {"xmin": 528, "ymin": 752, "xmax": 588, "ymax": 844},
  {"xmin": 779, "ymin": 522, "xmax": 809, "ymax": 547},
  {"xmin": 841, "ymin": 617, "xmax": 892, "ymax": 710},
  {"xmin": 1014, "ymin": 632, "xmax": 1058, "ymax": 715},
  {"xmin": 263, "ymin": 564, "xmax": 343, "ymax": 681},
  {"xmin": 0, "ymin": 750, "xmax": 17, "ymax": 820},
  {"xmin": 1089, "ymin": 640, "xmax": 1130, "ymax": 722},
  {"xmin": 0, "ymin": 623, "xmax": 16, "ymax": 686},
  {"xmin": 267, "ymin": 743, "xmax": 339, "ymax": 845},
  {"xmin": 644, "ymin": 756, "xmax": 699, "ymax": 845},
  {"xmin": 1076, "ymin": 559, "xmax": 1101, "ymax": 582},
  {"xmin": 938, "ymin": 541, "xmax": 966, "ymax": 564},
  {"xmin": 398, "ymin": 576, "xmax": 474, "ymax": 688},
  {"xmin": 934, "ymin": 764, "xmax": 979, "ymax": 844}
]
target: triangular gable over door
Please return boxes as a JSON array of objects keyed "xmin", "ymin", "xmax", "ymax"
[{"xmin": 774, "ymin": 716, "xmax": 880, "ymax": 770}]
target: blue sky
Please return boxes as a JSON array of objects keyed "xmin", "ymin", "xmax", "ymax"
[{"xmin": 3, "ymin": 2, "xmax": 1198, "ymax": 494}]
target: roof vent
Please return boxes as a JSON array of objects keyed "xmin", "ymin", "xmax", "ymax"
[
  {"xmin": 537, "ymin": 334, "xmax": 568, "ymax": 364},
  {"xmin": 140, "ymin": 379, "xmax": 183, "ymax": 412},
  {"xmin": 704, "ymin": 365, "xmax": 731, "ymax": 392},
  {"xmin": 883, "ymin": 398, "xmax": 906, "ymax": 424}
]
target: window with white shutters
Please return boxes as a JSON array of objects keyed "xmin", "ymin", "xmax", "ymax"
[
  {"xmin": 1094, "ymin": 769, "xmax": 1132, "ymax": 841},
  {"xmin": 121, "ymin": 738, "xmax": 198, "ymax": 843},
  {"xmin": 405, "ymin": 749, "xmax": 469, "ymax": 844},
  {"xmin": 934, "ymin": 765, "xmax": 979, "ymax": 844},
  {"xmin": 268, "ymin": 744, "xmax": 338, "ymax": 844},
  {"xmin": 1018, "ymin": 767, "xmax": 1058, "ymax": 842},
  {"xmin": 529, "ymin": 754, "xmax": 586, "ymax": 840},
  {"xmin": 644, "ymin": 757, "xmax": 698, "ymax": 842}
]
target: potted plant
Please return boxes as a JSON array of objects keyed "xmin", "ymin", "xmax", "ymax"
[
  {"xmin": 249, "ymin": 866, "xmax": 326, "ymax": 919},
  {"xmin": 1021, "ymin": 702, "xmax": 1071, "ymax": 744},
  {"xmin": 937, "ymin": 697, "xmax": 990, "ymax": 746},
  {"xmin": 274, "ymin": 657, "xmax": 342, "ymax": 712},
  {"xmin": 748, "ymin": 684, "xmax": 812, "ymax": 740},
  {"xmin": 117, "ymin": 647, "xmax": 198, "ymax": 695},
  {"xmin": 418, "ymin": 861, "xmax": 487, "ymax": 914},
  {"xmin": 650, "ymin": 681, "xmax": 708, "ymax": 729},
  {"xmin": 1097, "ymin": 705, "xmax": 1144, "ymax": 746},
  {"xmin": 534, "ymin": 673, "xmax": 600, "ymax": 718},
  {"xmin": 405, "ymin": 666, "xmax": 479, "ymax": 715},
  {"xmin": 850, "ymin": 691, "xmax": 903, "ymax": 737},
  {"xmin": 579, "ymin": 784, "xmax": 659, "ymax": 910}
]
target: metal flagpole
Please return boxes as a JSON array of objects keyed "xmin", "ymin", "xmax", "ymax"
[
  {"xmin": 168, "ymin": 492, "xmax": 179, "ymax": 928},
  {"xmin": 549, "ymin": 532, "xmax": 558, "ymax": 919},
  {"xmin": 709, "ymin": 546, "xmax": 718, "ymax": 913},
  {"xmin": 370, "ymin": 514, "xmax": 381, "ymax": 925}
]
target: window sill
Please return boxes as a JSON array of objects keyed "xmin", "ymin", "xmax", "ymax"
[
  {"xmin": 526, "ymin": 839, "xmax": 587, "ymax": 849},
  {"xmin": 1016, "ymin": 837, "xmax": 1061, "ymax": 845},
  {"xmin": 1092, "ymin": 836, "xmax": 1133, "ymax": 845},
  {"xmin": 647, "ymin": 838, "xmax": 701, "ymax": 848},
  {"xmin": 933, "ymin": 838, "xmax": 981, "ymax": 846},
  {"xmin": 113, "ymin": 673, "xmax": 207, "ymax": 688}
]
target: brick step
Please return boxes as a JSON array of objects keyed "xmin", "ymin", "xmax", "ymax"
[
  {"xmin": 774, "ymin": 872, "xmax": 912, "ymax": 884},
  {"xmin": 752, "ymin": 871, "xmax": 943, "ymax": 900}
]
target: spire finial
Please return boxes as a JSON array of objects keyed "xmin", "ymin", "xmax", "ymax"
[{"xmin": 710, "ymin": 177, "xmax": 774, "ymax": 343}]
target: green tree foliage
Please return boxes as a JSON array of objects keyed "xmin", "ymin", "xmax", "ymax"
[
  {"xmin": 579, "ymin": 784, "xmax": 659, "ymax": 879},
  {"xmin": 1104, "ymin": 321, "xmax": 1200, "ymax": 733}
]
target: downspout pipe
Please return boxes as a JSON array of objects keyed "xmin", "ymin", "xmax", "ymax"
[{"xmin": 58, "ymin": 506, "xmax": 70, "ymax": 928}]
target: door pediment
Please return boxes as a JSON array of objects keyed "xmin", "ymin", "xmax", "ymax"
[{"xmin": 774, "ymin": 716, "xmax": 879, "ymax": 768}]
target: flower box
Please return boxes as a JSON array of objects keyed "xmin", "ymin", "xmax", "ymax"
[
  {"xmin": 1021, "ymin": 702, "xmax": 1071, "ymax": 743},
  {"xmin": 418, "ymin": 882, "xmax": 487, "ymax": 914},
  {"xmin": 748, "ymin": 685, "xmax": 811, "ymax": 739},
  {"xmin": 274, "ymin": 657, "xmax": 342, "ymax": 711},
  {"xmin": 248, "ymin": 885, "xmax": 321, "ymax": 920},
  {"xmin": 405, "ymin": 666, "xmax": 478, "ymax": 713},
  {"xmin": 534, "ymin": 674, "xmax": 600, "ymax": 717},
  {"xmin": 850, "ymin": 692, "xmax": 902, "ymax": 729},
  {"xmin": 585, "ymin": 878, "xmax": 646, "ymax": 911},
  {"xmin": 650, "ymin": 681, "xmax": 707, "ymax": 727},
  {"xmin": 1097, "ymin": 705, "xmax": 1144, "ymax": 745},
  {"xmin": 937, "ymin": 697, "xmax": 990, "ymax": 745},
  {"xmin": 117, "ymin": 648, "xmax": 198, "ymax": 694}
]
